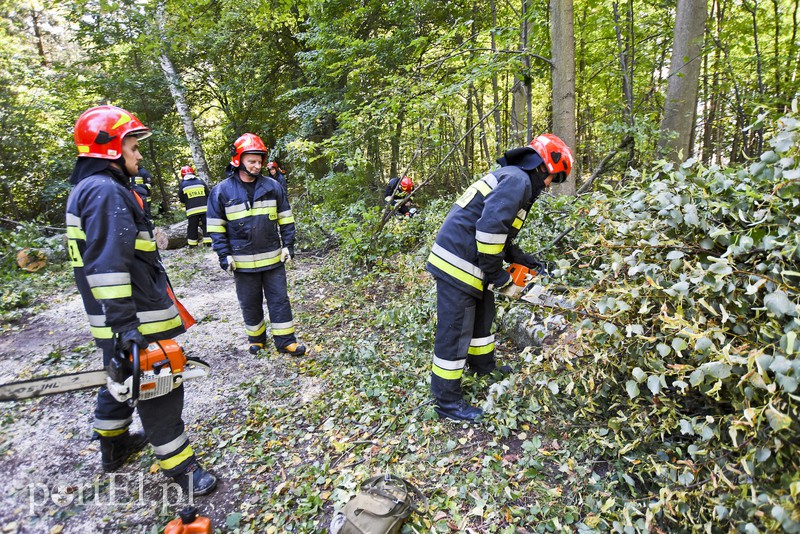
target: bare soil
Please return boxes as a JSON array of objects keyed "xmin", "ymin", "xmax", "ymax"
[{"xmin": 0, "ymin": 247, "xmax": 325, "ymax": 534}]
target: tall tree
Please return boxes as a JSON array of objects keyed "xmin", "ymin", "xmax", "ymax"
[
  {"xmin": 550, "ymin": 0, "xmax": 577, "ymax": 194},
  {"xmin": 659, "ymin": 0, "xmax": 708, "ymax": 162}
]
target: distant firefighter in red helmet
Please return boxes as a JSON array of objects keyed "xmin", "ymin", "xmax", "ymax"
[
  {"xmin": 178, "ymin": 165, "xmax": 211, "ymax": 247},
  {"xmin": 384, "ymin": 175, "xmax": 417, "ymax": 217}
]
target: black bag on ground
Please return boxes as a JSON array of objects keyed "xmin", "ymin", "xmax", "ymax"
[{"xmin": 329, "ymin": 474, "xmax": 427, "ymax": 534}]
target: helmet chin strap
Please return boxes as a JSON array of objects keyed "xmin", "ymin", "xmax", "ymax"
[{"xmin": 242, "ymin": 167, "xmax": 261, "ymax": 179}]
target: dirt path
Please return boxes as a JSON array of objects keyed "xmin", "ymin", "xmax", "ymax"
[{"xmin": 0, "ymin": 247, "xmax": 325, "ymax": 533}]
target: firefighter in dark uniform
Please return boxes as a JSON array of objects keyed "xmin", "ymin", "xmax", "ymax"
[
  {"xmin": 178, "ymin": 165, "xmax": 211, "ymax": 247},
  {"xmin": 207, "ymin": 133, "xmax": 306, "ymax": 356},
  {"xmin": 66, "ymin": 105, "xmax": 217, "ymax": 495},
  {"xmin": 384, "ymin": 175, "xmax": 415, "ymax": 216},
  {"xmin": 132, "ymin": 166, "xmax": 153, "ymax": 220},
  {"xmin": 266, "ymin": 161, "xmax": 288, "ymax": 193},
  {"xmin": 426, "ymin": 133, "xmax": 574, "ymax": 421}
]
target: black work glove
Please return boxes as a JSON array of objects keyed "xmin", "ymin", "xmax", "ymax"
[
  {"xmin": 119, "ymin": 329, "xmax": 148, "ymax": 352},
  {"xmin": 519, "ymin": 254, "xmax": 551, "ymax": 276}
]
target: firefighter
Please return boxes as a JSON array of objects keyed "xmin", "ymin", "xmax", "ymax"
[
  {"xmin": 132, "ymin": 166, "xmax": 153, "ymax": 220},
  {"xmin": 426, "ymin": 133, "xmax": 574, "ymax": 421},
  {"xmin": 66, "ymin": 105, "xmax": 217, "ymax": 495},
  {"xmin": 207, "ymin": 133, "xmax": 306, "ymax": 356},
  {"xmin": 384, "ymin": 175, "xmax": 415, "ymax": 216},
  {"xmin": 178, "ymin": 165, "xmax": 211, "ymax": 247},
  {"xmin": 266, "ymin": 161, "xmax": 288, "ymax": 193}
]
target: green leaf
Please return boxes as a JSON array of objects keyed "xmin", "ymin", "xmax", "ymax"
[
  {"xmin": 647, "ymin": 375, "xmax": 662, "ymax": 395},
  {"xmin": 766, "ymin": 407, "xmax": 792, "ymax": 431},
  {"xmin": 625, "ymin": 380, "xmax": 640, "ymax": 399},
  {"xmin": 226, "ymin": 512, "xmax": 242, "ymax": 529},
  {"xmin": 764, "ymin": 290, "xmax": 797, "ymax": 318}
]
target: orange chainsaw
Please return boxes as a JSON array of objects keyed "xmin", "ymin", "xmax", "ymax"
[{"xmin": 0, "ymin": 339, "xmax": 210, "ymax": 406}]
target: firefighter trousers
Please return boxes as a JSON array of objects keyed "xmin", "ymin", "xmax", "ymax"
[
  {"xmin": 93, "ymin": 340, "xmax": 195, "ymax": 476},
  {"xmin": 234, "ymin": 266, "xmax": 297, "ymax": 349},
  {"xmin": 186, "ymin": 214, "xmax": 209, "ymax": 246},
  {"xmin": 430, "ymin": 278, "xmax": 498, "ymax": 402}
]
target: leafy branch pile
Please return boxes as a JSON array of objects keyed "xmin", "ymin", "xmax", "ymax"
[{"xmin": 524, "ymin": 113, "xmax": 800, "ymax": 531}]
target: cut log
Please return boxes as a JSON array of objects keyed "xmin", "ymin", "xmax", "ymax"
[{"xmin": 154, "ymin": 220, "xmax": 189, "ymax": 250}]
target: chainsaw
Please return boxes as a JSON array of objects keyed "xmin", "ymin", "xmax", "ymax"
[
  {"xmin": 0, "ymin": 339, "xmax": 210, "ymax": 406},
  {"xmin": 507, "ymin": 262, "xmax": 574, "ymax": 310}
]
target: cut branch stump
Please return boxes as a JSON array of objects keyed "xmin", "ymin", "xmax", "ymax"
[{"xmin": 154, "ymin": 220, "xmax": 188, "ymax": 250}]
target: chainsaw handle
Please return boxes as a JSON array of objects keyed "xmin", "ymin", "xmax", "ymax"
[{"xmin": 128, "ymin": 344, "xmax": 140, "ymax": 407}]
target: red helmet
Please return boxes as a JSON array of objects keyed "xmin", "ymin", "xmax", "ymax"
[
  {"xmin": 400, "ymin": 176, "xmax": 413, "ymax": 193},
  {"xmin": 231, "ymin": 133, "xmax": 268, "ymax": 167},
  {"xmin": 180, "ymin": 165, "xmax": 195, "ymax": 177},
  {"xmin": 529, "ymin": 133, "xmax": 574, "ymax": 183},
  {"xmin": 266, "ymin": 161, "xmax": 277, "ymax": 170},
  {"xmin": 74, "ymin": 105, "xmax": 151, "ymax": 159}
]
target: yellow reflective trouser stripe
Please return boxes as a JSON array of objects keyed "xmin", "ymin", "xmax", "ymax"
[
  {"xmin": 468, "ymin": 343, "xmax": 495, "ymax": 355},
  {"xmin": 138, "ymin": 315, "xmax": 183, "ymax": 335},
  {"xmin": 159, "ymin": 445, "xmax": 194, "ymax": 471},
  {"xmin": 187, "ymin": 239, "xmax": 199, "ymax": 245},
  {"xmin": 246, "ymin": 323, "xmax": 267, "ymax": 337},
  {"xmin": 91, "ymin": 285, "xmax": 132, "ymax": 299},
  {"xmin": 91, "ymin": 325, "xmax": 113, "ymax": 339},
  {"xmin": 278, "ymin": 216, "xmax": 295, "ymax": 225},
  {"xmin": 428, "ymin": 253, "xmax": 483, "ymax": 291},
  {"xmin": 207, "ymin": 225, "xmax": 226, "ymax": 233},
  {"xmin": 272, "ymin": 325, "xmax": 295, "ymax": 335},
  {"xmin": 512, "ymin": 217, "xmax": 524, "ymax": 229},
  {"xmin": 236, "ymin": 256, "xmax": 281, "ymax": 269},
  {"xmin": 432, "ymin": 363, "xmax": 463, "ymax": 380},
  {"xmin": 476, "ymin": 242, "xmax": 504, "ymax": 255},
  {"xmin": 94, "ymin": 427, "xmax": 128, "ymax": 438},
  {"xmin": 135, "ymin": 239, "xmax": 157, "ymax": 252}
]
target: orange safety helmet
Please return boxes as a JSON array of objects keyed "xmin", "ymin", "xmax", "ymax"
[
  {"xmin": 180, "ymin": 165, "xmax": 195, "ymax": 177},
  {"xmin": 230, "ymin": 133, "xmax": 268, "ymax": 167},
  {"xmin": 399, "ymin": 175, "xmax": 413, "ymax": 193},
  {"xmin": 529, "ymin": 133, "xmax": 574, "ymax": 183},
  {"xmin": 74, "ymin": 105, "xmax": 151, "ymax": 159}
]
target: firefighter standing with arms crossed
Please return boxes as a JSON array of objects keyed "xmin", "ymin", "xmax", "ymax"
[
  {"xmin": 178, "ymin": 165, "xmax": 211, "ymax": 247},
  {"xmin": 426, "ymin": 134, "xmax": 574, "ymax": 421},
  {"xmin": 207, "ymin": 133, "xmax": 306, "ymax": 356},
  {"xmin": 66, "ymin": 105, "xmax": 217, "ymax": 494}
]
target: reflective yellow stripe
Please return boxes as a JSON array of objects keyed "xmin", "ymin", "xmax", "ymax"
[
  {"xmin": 512, "ymin": 218, "xmax": 524, "ymax": 230},
  {"xmin": 94, "ymin": 427, "xmax": 128, "ymax": 438},
  {"xmin": 90, "ymin": 325, "xmax": 113, "ymax": 339},
  {"xmin": 135, "ymin": 239, "xmax": 157, "ymax": 252},
  {"xmin": 278, "ymin": 216, "xmax": 295, "ymax": 225},
  {"xmin": 207, "ymin": 225, "xmax": 226, "ymax": 233},
  {"xmin": 138, "ymin": 315, "xmax": 183, "ymax": 335},
  {"xmin": 186, "ymin": 206, "xmax": 207, "ymax": 216},
  {"xmin": 477, "ymin": 242, "xmax": 505, "ymax": 255},
  {"xmin": 66, "ymin": 227, "xmax": 86, "ymax": 239},
  {"xmin": 272, "ymin": 325, "xmax": 295, "ymax": 335},
  {"xmin": 68, "ymin": 239, "xmax": 83, "ymax": 267},
  {"xmin": 428, "ymin": 253, "xmax": 483, "ymax": 291},
  {"xmin": 91, "ymin": 285, "xmax": 132, "ymax": 299},
  {"xmin": 159, "ymin": 445, "xmax": 194, "ymax": 471},
  {"xmin": 468, "ymin": 343, "xmax": 495, "ymax": 356},
  {"xmin": 474, "ymin": 181, "xmax": 492, "ymax": 196},
  {"xmin": 432, "ymin": 364, "xmax": 463, "ymax": 380},
  {"xmin": 187, "ymin": 239, "xmax": 199, "ymax": 246},
  {"xmin": 246, "ymin": 323, "xmax": 267, "ymax": 337},
  {"xmin": 235, "ymin": 256, "xmax": 281, "ymax": 269}
]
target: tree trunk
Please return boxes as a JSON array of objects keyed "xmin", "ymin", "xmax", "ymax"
[
  {"xmin": 550, "ymin": 0, "xmax": 577, "ymax": 195},
  {"xmin": 658, "ymin": 0, "xmax": 708, "ymax": 162},
  {"xmin": 512, "ymin": 0, "xmax": 532, "ymax": 145},
  {"xmin": 490, "ymin": 0, "xmax": 503, "ymax": 155},
  {"xmin": 154, "ymin": 220, "xmax": 189, "ymax": 250}
]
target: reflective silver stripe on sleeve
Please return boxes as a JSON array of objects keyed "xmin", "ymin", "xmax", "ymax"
[
  {"xmin": 482, "ymin": 173, "xmax": 498, "ymax": 189},
  {"xmin": 87, "ymin": 314, "xmax": 107, "ymax": 327},
  {"xmin": 475, "ymin": 230, "xmax": 507, "ymax": 244},
  {"xmin": 136, "ymin": 306, "xmax": 179, "ymax": 323},
  {"xmin": 66, "ymin": 213, "xmax": 82, "ymax": 228},
  {"xmin": 278, "ymin": 210, "xmax": 292, "ymax": 219}
]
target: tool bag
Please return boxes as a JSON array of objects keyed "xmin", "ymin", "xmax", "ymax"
[{"xmin": 329, "ymin": 474, "xmax": 427, "ymax": 534}]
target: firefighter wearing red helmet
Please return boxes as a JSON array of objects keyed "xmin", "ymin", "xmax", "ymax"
[
  {"xmin": 207, "ymin": 133, "xmax": 306, "ymax": 356},
  {"xmin": 266, "ymin": 161, "xmax": 288, "ymax": 193},
  {"xmin": 66, "ymin": 105, "xmax": 217, "ymax": 495},
  {"xmin": 384, "ymin": 175, "xmax": 416, "ymax": 216},
  {"xmin": 178, "ymin": 165, "xmax": 211, "ymax": 246},
  {"xmin": 425, "ymin": 133, "xmax": 574, "ymax": 421}
]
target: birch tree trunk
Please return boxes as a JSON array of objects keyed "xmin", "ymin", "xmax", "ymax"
[
  {"xmin": 550, "ymin": 0, "xmax": 577, "ymax": 195},
  {"xmin": 658, "ymin": 0, "xmax": 708, "ymax": 162}
]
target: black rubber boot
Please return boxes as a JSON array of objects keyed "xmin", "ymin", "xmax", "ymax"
[
  {"xmin": 431, "ymin": 374, "xmax": 483, "ymax": 422},
  {"xmin": 277, "ymin": 342, "xmax": 306, "ymax": 356},
  {"xmin": 99, "ymin": 431, "xmax": 148, "ymax": 472},
  {"xmin": 248, "ymin": 343, "xmax": 264, "ymax": 355},
  {"xmin": 172, "ymin": 460, "xmax": 218, "ymax": 496}
]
